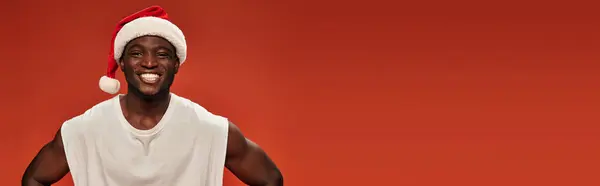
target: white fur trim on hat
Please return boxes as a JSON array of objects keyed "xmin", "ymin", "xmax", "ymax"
[{"xmin": 113, "ymin": 16, "xmax": 187, "ymax": 63}]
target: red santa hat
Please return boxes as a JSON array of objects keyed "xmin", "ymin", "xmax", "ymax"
[{"xmin": 99, "ymin": 5, "xmax": 187, "ymax": 94}]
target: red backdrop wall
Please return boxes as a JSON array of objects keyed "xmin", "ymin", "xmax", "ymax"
[{"xmin": 2, "ymin": 0, "xmax": 600, "ymax": 185}]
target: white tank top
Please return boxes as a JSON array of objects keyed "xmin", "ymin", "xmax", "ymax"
[{"xmin": 60, "ymin": 93, "xmax": 229, "ymax": 186}]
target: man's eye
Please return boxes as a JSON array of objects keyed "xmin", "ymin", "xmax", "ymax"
[
  {"xmin": 130, "ymin": 52, "xmax": 142, "ymax": 57},
  {"xmin": 157, "ymin": 53, "xmax": 170, "ymax": 58}
]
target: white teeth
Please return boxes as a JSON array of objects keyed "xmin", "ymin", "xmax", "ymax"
[{"xmin": 140, "ymin": 73, "xmax": 160, "ymax": 83}]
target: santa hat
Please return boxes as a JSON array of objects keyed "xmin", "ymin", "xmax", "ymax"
[{"xmin": 99, "ymin": 5, "xmax": 187, "ymax": 94}]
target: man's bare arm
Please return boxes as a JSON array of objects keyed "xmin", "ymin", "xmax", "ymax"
[
  {"xmin": 22, "ymin": 128, "xmax": 70, "ymax": 186},
  {"xmin": 225, "ymin": 122, "xmax": 283, "ymax": 186}
]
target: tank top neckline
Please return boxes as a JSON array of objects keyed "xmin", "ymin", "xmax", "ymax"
[{"xmin": 112, "ymin": 93, "xmax": 178, "ymax": 137}]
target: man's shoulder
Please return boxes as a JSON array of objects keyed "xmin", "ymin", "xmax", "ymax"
[
  {"xmin": 172, "ymin": 94, "xmax": 229, "ymax": 128},
  {"xmin": 61, "ymin": 96, "xmax": 118, "ymax": 130},
  {"xmin": 173, "ymin": 94, "xmax": 211, "ymax": 114},
  {"xmin": 172, "ymin": 93, "xmax": 215, "ymax": 115}
]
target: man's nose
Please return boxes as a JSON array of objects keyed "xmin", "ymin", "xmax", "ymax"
[{"xmin": 140, "ymin": 56, "xmax": 158, "ymax": 68}]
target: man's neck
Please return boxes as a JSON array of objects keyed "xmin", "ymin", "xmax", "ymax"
[{"xmin": 122, "ymin": 90, "xmax": 171, "ymax": 117}]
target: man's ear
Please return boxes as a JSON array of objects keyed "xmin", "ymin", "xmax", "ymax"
[
  {"xmin": 174, "ymin": 60, "xmax": 180, "ymax": 74},
  {"xmin": 118, "ymin": 58, "xmax": 125, "ymax": 72}
]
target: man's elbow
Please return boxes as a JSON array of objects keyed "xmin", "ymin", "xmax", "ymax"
[
  {"xmin": 267, "ymin": 169, "xmax": 283, "ymax": 186},
  {"xmin": 21, "ymin": 176, "xmax": 43, "ymax": 186}
]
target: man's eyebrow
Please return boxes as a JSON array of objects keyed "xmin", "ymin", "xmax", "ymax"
[
  {"xmin": 125, "ymin": 44, "xmax": 142, "ymax": 51},
  {"xmin": 156, "ymin": 46, "xmax": 176, "ymax": 53}
]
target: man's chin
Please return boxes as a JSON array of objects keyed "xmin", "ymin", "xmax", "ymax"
[
  {"xmin": 139, "ymin": 89, "xmax": 161, "ymax": 96},
  {"xmin": 133, "ymin": 86, "xmax": 164, "ymax": 98},
  {"xmin": 127, "ymin": 81, "xmax": 169, "ymax": 98}
]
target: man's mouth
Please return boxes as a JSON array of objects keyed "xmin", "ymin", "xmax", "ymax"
[{"xmin": 139, "ymin": 73, "xmax": 161, "ymax": 84}]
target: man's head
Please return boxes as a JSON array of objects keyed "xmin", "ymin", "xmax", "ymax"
[
  {"xmin": 119, "ymin": 36, "xmax": 180, "ymax": 97},
  {"xmin": 99, "ymin": 6, "xmax": 187, "ymax": 95}
]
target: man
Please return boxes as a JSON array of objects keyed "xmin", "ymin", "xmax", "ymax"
[{"xmin": 21, "ymin": 6, "xmax": 283, "ymax": 186}]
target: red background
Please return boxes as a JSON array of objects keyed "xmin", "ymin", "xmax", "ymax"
[{"xmin": 2, "ymin": 0, "xmax": 600, "ymax": 185}]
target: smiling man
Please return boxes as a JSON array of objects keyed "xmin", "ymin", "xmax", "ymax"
[{"xmin": 21, "ymin": 6, "xmax": 283, "ymax": 186}]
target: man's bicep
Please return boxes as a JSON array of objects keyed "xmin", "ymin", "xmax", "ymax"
[
  {"xmin": 22, "ymin": 128, "xmax": 70, "ymax": 185},
  {"xmin": 225, "ymin": 122, "xmax": 249, "ymax": 160},
  {"xmin": 225, "ymin": 122, "xmax": 282, "ymax": 186}
]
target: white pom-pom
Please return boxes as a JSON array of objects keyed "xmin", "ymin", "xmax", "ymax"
[{"xmin": 99, "ymin": 76, "xmax": 120, "ymax": 94}]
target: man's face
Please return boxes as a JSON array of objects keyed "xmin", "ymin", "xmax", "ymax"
[{"xmin": 119, "ymin": 36, "xmax": 180, "ymax": 97}]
